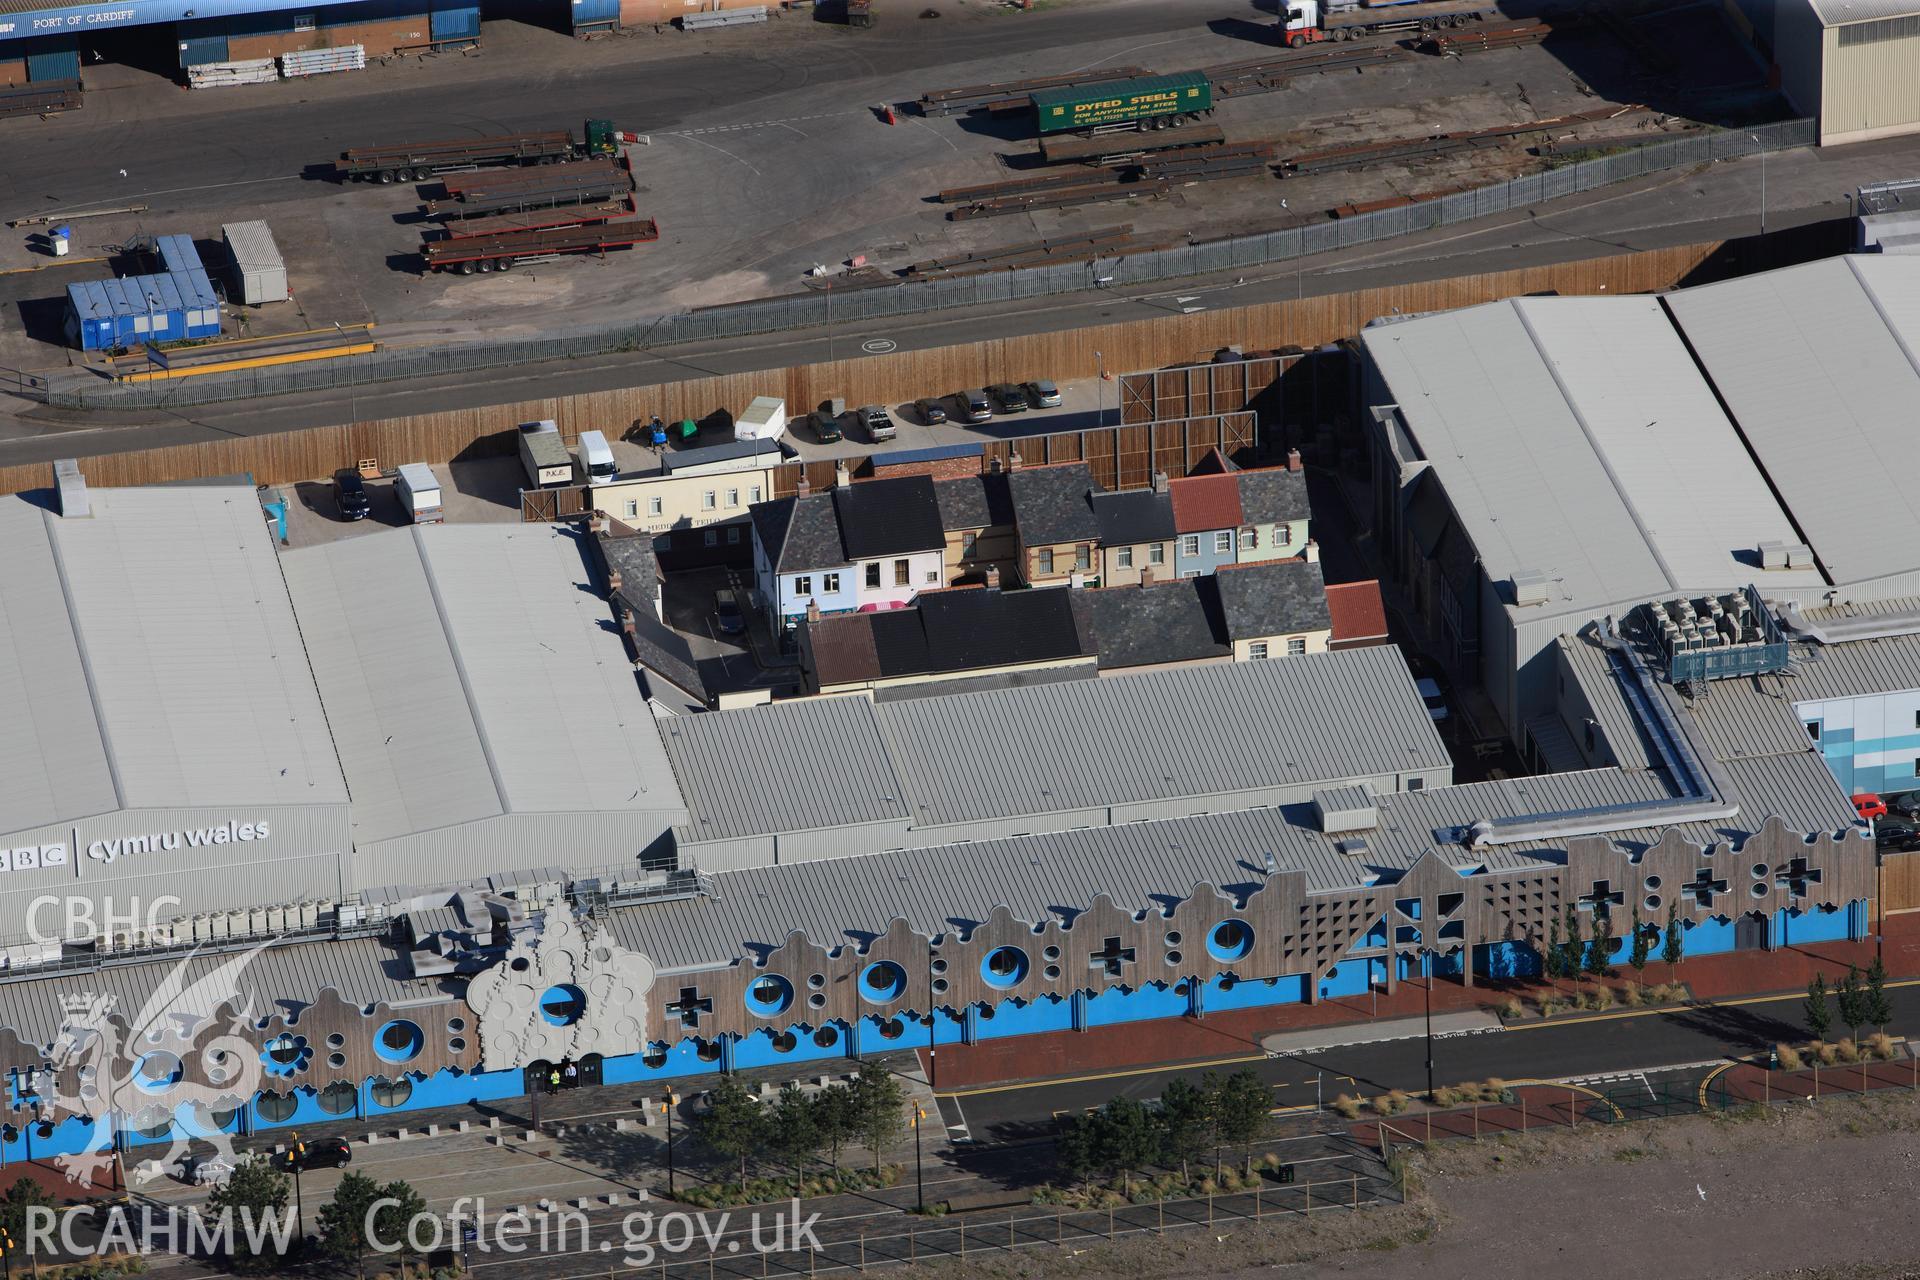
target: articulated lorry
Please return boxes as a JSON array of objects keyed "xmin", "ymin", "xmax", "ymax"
[
  {"xmin": 1030, "ymin": 71, "xmax": 1214, "ymax": 135},
  {"xmin": 1281, "ymin": 0, "xmax": 1490, "ymax": 46},
  {"xmin": 335, "ymin": 119, "xmax": 620, "ymax": 184}
]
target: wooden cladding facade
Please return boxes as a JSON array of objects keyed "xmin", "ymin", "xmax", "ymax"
[{"xmin": 0, "ymin": 240, "xmax": 1726, "ymax": 500}]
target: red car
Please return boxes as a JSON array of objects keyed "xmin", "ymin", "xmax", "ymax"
[{"xmin": 1853, "ymin": 793, "xmax": 1888, "ymax": 821}]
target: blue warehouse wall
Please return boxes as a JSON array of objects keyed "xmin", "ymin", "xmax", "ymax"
[{"xmin": 1798, "ymin": 689, "xmax": 1920, "ymax": 800}]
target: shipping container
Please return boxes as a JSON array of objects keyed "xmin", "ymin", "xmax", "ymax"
[
  {"xmin": 1031, "ymin": 70, "xmax": 1212, "ymax": 135},
  {"xmin": 571, "ymin": 0, "xmax": 619, "ymax": 31},
  {"xmin": 65, "ymin": 271, "xmax": 222, "ymax": 351},
  {"xmin": 616, "ymin": 0, "xmax": 765, "ymax": 23},
  {"xmin": 177, "ymin": 32, "xmax": 232, "ymax": 67},
  {"xmin": 222, "ymin": 221, "xmax": 288, "ymax": 305},
  {"xmin": 430, "ymin": 3, "xmax": 481, "ymax": 42},
  {"xmin": 27, "ymin": 46, "xmax": 80, "ymax": 83}
]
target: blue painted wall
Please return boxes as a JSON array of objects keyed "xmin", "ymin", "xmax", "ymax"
[
  {"xmin": 1085, "ymin": 982, "xmax": 1191, "ymax": 1026},
  {"xmin": 1683, "ymin": 914, "xmax": 1738, "ymax": 956},
  {"xmin": 1203, "ymin": 973, "xmax": 1308, "ymax": 1011},
  {"xmin": 1475, "ymin": 940, "xmax": 1542, "ymax": 979}
]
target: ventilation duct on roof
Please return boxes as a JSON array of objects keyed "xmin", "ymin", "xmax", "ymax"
[
  {"xmin": 1777, "ymin": 599, "xmax": 1920, "ymax": 646},
  {"xmin": 53, "ymin": 459, "xmax": 88, "ymax": 518},
  {"xmin": 1313, "ymin": 786, "xmax": 1378, "ymax": 834}
]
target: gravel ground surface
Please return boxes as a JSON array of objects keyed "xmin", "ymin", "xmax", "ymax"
[{"xmin": 882, "ymin": 1090, "xmax": 1920, "ymax": 1280}]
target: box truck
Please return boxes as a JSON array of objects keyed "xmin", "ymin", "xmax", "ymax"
[
  {"xmin": 518, "ymin": 420, "xmax": 574, "ymax": 487},
  {"xmin": 395, "ymin": 463, "xmax": 444, "ymax": 524}
]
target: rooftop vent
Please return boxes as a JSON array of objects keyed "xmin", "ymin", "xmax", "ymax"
[
  {"xmin": 1758, "ymin": 540, "xmax": 1815, "ymax": 570},
  {"xmin": 1510, "ymin": 569, "xmax": 1555, "ymax": 607},
  {"xmin": 1313, "ymin": 785, "xmax": 1378, "ymax": 835},
  {"xmin": 52, "ymin": 459, "xmax": 88, "ymax": 519},
  {"xmin": 1639, "ymin": 585, "xmax": 1788, "ymax": 684}
]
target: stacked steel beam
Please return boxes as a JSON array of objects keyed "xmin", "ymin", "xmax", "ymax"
[{"xmin": 916, "ymin": 66, "xmax": 1155, "ymax": 117}]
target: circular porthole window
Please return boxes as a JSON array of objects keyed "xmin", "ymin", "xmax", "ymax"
[
  {"xmin": 877, "ymin": 1018, "xmax": 905, "ymax": 1040},
  {"xmin": 807, "ymin": 992, "xmax": 827, "ymax": 1009},
  {"xmin": 1751, "ymin": 862, "xmax": 1769, "ymax": 879},
  {"xmin": 538, "ymin": 985, "xmax": 586, "ymax": 1027},
  {"xmin": 1044, "ymin": 965, "xmax": 1061, "ymax": 980},
  {"xmin": 1750, "ymin": 882, "xmax": 1769, "ymax": 899},
  {"xmin": 256, "ymin": 1091, "xmax": 296, "ymax": 1123},
  {"xmin": 1165, "ymin": 949, "xmax": 1184, "ymax": 966},
  {"xmin": 1644, "ymin": 875, "xmax": 1662, "ymax": 891},
  {"xmin": 133, "ymin": 1052, "xmax": 182, "ymax": 1094},
  {"xmin": 641, "ymin": 1044, "xmax": 668, "ymax": 1069},
  {"xmin": 371, "ymin": 1076, "xmax": 412, "ymax": 1109},
  {"xmin": 1645, "ymin": 894, "xmax": 1661, "ymax": 912},
  {"xmin": 770, "ymin": 1030, "xmax": 798, "ymax": 1054},
  {"xmin": 859, "ymin": 962, "xmax": 908, "ymax": 1004},
  {"xmin": 1042, "ymin": 946, "xmax": 1061, "ymax": 962},
  {"xmin": 1165, "ymin": 931, "xmax": 1183, "ymax": 947},
  {"xmin": 317, "ymin": 1082, "xmax": 356, "ymax": 1115},
  {"xmin": 745, "ymin": 974, "xmax": 795, "ymax": 1018},
  {"xmin": 374, "ymin": 1020, "xmax": 424, "ymax": 1064},
  {"xmin": 812, "ymin": 1027, "xmax": 837, "ymax": 1049},
  {"xmin": 1206, "ymin": 920, "xmax": 1255, "ymax": 963},
  {"xmin": 980, "ymin": 947, "xmax": 1029, "ymax": 989},
  {"xmin": 131, "ymin": 1107, "xmax": 171, "ymax": 1141}
]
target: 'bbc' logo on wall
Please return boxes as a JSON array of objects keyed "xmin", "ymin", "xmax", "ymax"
[{"xmin": 1, "ymin": 844, "xmax": 68, "ymax": 874}]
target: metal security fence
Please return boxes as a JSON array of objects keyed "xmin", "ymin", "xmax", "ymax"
[{"xmin": 41, "ymin": 119, "xmax": 1813, "ymax": 412}]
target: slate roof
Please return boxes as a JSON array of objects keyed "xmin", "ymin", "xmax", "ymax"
[
  {"xmin": 1235, "ymin": 467, "xmax": 1309, "ymax": 524},
  {"xmin": 934, "ymin": 474, "xmax": 1015, "ymax": 533},
  {"xmin": 1215, "ymin": 559, "xmax": 1332, "ymax": 638},
  {"xmin": 806, "ymin": 586, "xmax": 1098, "ymax": 687},
  {"xmin": 1007, "ymin": 463, "xmax": 1102, "ymax": 545},
  {"xmin": 1090, "ymin": 487, "xmax": 1178, "ymax": 546},
  {"xmin": 1169, "ymin": 472, "xmax": 1244, "ymax": 533},
  {"xmin": 806, "ymin": 614, "xmax": 883, "ymax": 684},
  {"xmin": 832, "ymin": 474, "xmax": 946, "ymax": 560},
  {"xmin": 1084, "ymin": 577, "xmax": 1229, "ymax": 669},
  {"xmin": 1326, "ymin": 580, "xmax": 1390, "ymax": 646},
  {"xmin": 752, "ymin": 493, "xmax": 846, "ymax": 573},
  {"xmin": 596, "ymin": 529, "xmax": 708, "ymax": 704}
]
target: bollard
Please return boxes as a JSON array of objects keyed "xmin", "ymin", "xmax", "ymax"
[
  {"xmin": 1255, "ymin": 1184, "xmax": 1262, "ymax": 1220},
  {"xmin": 859, "ymin": 1230, "xmax": 866, "ymax": 1273},
  {"xmin": 1570, "ymin": 1086, "xmax": 1578, "ymax": 1128},
  {"xmin": 1522, "ymin": 1093, "xmax": 1528, "ymax": 1134},
  {"xmin": 1352, "ymin": 1173, "xmax": 1358, "ymax": 1209},
  {"xmin": 1304, "ymin": 1179, "xmax": 1312, "ymax": 1216},
  {"xmin": 1158, "ymin": 1198, "xmax": 1164, "ymax": 1236},
  {"xmin": 960, "ymin": 1219, "xmax": 966, "ymax": 1259}
]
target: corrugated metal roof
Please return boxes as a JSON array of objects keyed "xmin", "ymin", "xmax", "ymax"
[
  {"xmin": 877, "ymin": 649, "xmax": 1447, "ymax": 828},
  {"xmin": 1665, "ymin": 256, "xmax": 1920, "ymax": 589},
  {"xmin": 281, "ymin": 525, "xmax": 686, "ymax": 851},
  {"xmin": 1362, "ymin": 296, "xmax": 1823, "ymax": 623},
  {"xmin": 659, "ymin": 695, "xmax": 912, "ymax": 841},
  {"xmin": 1808, "ymin": 0, "xmax": 1920, "ymax": 24},
  {"xmin": 0, "ymin": 488, "xmax": 348, "ymax": 835},
  {"xmin": 221, "ymin": 221, "xmax": 283, "ymax": 273}
]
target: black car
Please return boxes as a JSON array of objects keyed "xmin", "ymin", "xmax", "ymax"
[
  {"xmin": 915, "ymin": 397, "xmax": 948, "ymax": 425},
  {"xmin": 715, "ymin": 589, "xmax": 746, "ymax": 636},
  {"xmin": 270, "ymin": 1136, "xmax": 352, "ymax": 1173},
  {"xmin": 991, "ymin": 383, "xmax": 1030, "ymax": 413},
  {"xmin": 1877, "ymin": 818, "xmax": 1920, "ymax": 852},
  {"xmin": 331, "ymin": 469, "xmax": 372, "ymax": 521},
  {"xmin": 1886, "ymin": 791, "xmax": 1920, "ymax": 821}
]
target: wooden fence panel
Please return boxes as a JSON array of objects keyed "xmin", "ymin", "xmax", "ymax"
[
  {"xmin": 1882, "ymin": 852, "xmax": 1920, "ymax": 916},
  {"xmin": 0, "ymin": 241, "xmax": 1726, "ymax": 498}
]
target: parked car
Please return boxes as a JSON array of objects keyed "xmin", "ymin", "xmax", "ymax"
[
  {"xmin": 811, "ymin": 410, "xmax": 843, "ymax": 444},
  {"xmin": 715, "ymin": 589, "xmax": 746, "ymax": 636},
  {"xmin": 331, "ymin": 469, "xmax": 372, "ymax": 521},
  {"xmin": 858, "ymin": 405, "xmax": 895, "ymax": 442},
  {"xmin": 916, "ymin": 397, "xmax": 948, "ymax": 425},
  {"xmin": 1414, "ymin": 677, "xmax": 1451, "ymax": 725},
  {"xmin": 1854, "ymin": 792, "xmax": 1889, "ymax": 821},
  {"xmin": 957, "ymin": 389, "xmax": 993, "ymax": 425},
  {"xmin": 991, "ymin": 383, "xmax": 1030, "ymax": 413},
  {"xmin": 1887, "ymin": 791, "xmax": 1920, "ymax": 820},
  {"xmin": 1024, "ymin": 378, "xmax": 1062, "ymax": 409},
  {"xmin": 268, "ymin": 1137, "xmax": 352, "ymax": 1173},
  {"xmin": 1876, "ymin": 818, "xmax": 1920, "ymax": 852}
]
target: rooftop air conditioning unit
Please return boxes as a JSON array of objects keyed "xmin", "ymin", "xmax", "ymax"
[{"xmin": 1510, "ymin": 569, "xmax": 1555, "ymax": 607}]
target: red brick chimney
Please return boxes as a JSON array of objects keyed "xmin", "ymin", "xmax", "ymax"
[
  {"xmin": 1287, "ymin": 448, "xmax": 1303, "ymax": 472},
  {"xmin": 806, "ymin": 597, "xmax": 822, "ymax": 622},
  {"xmin": 797, "ymin": 475, "xmax": 812, "ymax": 497},
  {"xmin": 986, "ymin": 564, "xmax": 1001, "ymax": 589}
]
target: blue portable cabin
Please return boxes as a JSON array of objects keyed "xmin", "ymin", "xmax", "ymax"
[
  {"xmin": 64, "ymin": 269, "xmax": 223, "ymax": 351},
  {"xmin": 154, "ymin": 233, "xmax": 203, "ymax": 275}
]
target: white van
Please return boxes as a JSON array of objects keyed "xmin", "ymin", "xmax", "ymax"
[
  {"xmin": 395, "ymin": 462, "xmax": 444, "ymax": 525},
  {"xmin": 577, "ymin": 430, "xmax": 617, "ymax": 486}
]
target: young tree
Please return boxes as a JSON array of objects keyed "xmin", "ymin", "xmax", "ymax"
[
  {"xmin": 1055, "ymin": 1111, "xmax": 1099, "ymax": 1184},
  {"xmin": 1205, "ymin": 1069, "xmax": 1271, "ymax": 1175},
  {"xmin": 1586, "ymin": 909, "xmax": 1615, "ymax": 980},
  {"xmin": 1662, "ymin": 903, "xmax": 1684, "ymax": 982},
  {"xmin": 1155, "ymin": 1077, "xmax": 1212, "ymax": 1180},
  {"xmin": 767, "ymin": 1082, "xmax": 822, "ymax": 1174},
  {"xmin": 1627, "ymin": 906, "xmax": 1651, "ymax": 984},
  {"xmin": 207, "ymin": 1158, "xmax": 293, "ymax": 1274},
  {"xmin": 1090, "ymin": 1097, "xmax": 1159, "ymax": 1198},
  {"xmin": 811, "ymin": 1083, "xmax": 857, "ymax": 1173},
  {"xmin": 1561, "ymin": 905, "xmax": 1585, "ymax": 985},
  {"xmin": 1838, "ymin": 964, "xmax": 1868, "ymax": 1044},
  {"xmin": 852, "ymin": 1062, "xmax": 907, "ymax": 1174},
  {"xmin": 1805, "ymin": 972, "xmax": 1832, "ymax": 1043},
  {"xmin": 316, "ymin": 1171, "xmax": 385, "ymax": 1278},
  {"xmin": 698, "ymin": 1076, "xmax": 765, "ymax": 1185},
  {"xmin": 1545, "ymin": 916, "xmax": 1564, "ymax": 987},
  {"xmin": 0, "ymin": 1178, "xmax": 52, "ymax": 1265},
  {"xmin": 1867, "ymin": 954, "xmax": 1895, "ymax": 1032},
  {"xmin": 373, "ymin": 1180, "xmax": 428, "ymax": 1271}
]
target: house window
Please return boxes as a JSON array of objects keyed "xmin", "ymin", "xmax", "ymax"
[
  {"xmin": 702, "ymin": 491, "xmax": 717, "ymax": 511},
  {"xmin": 823, "ymin": 572, "xmax": 840, "ymax": 593},
  {"xmin": 1214, "ymin": 531, "xmax": 1232, "ymax": 554},
  {"xmin": 1286, "ymin": 636, "xmax": 1307, "ymax": 656},
  {"xmin": 750, "ymin": 486, "xmax": 762, "ymax": 503},
  {"xmin": 703, "ymin": 530, "xmax": 717, "ymax": 547},
  {"xmin": 925, "ymin": 568, "xmax": 938, "ymax": 584},
  {"xmin": 1075, "ymin": 544, "xmax": 1091, "ymax": 572},
  {"xmin": 1248, "ymin": 641, "xmax": 1269, "ymax": 660},
  {"xmin": 894, "ymin": 559, "xmax": 910, "ymax": 587},
  {"xmin": 795, "ymin": 575, "xmax": 812, "ymax": 596},
  {"xmin": 1407, "ymin": 777, "xmax": 1425, "ymax": 792},
  {"xmin": 1276, "ymin": 522, "xmax": 1291, "ymax": 546},
  {"xmin": 866, "ymin": 563, "xmax": 881, "ymax": 589},
  {"xmin": 1117, "ymin": 546, "xmax": 1134, "ymax": 569},
  {"xmin": 292, "ymin": 10, "xmax": 315, "ymax": 29},
  {"xmin": 649, "ymin": 496, "xmax": 664, "ymax": 517},
  {"xmin": 1180, "ymin": 535, "xmax": 1199, "ymax": 558},
  {"xmin": 726, "ymin": 527, "xmax": 741, "ymax": 544},
  {"xmin": 1150, "ymin": 543, "xmax": 1165, "ymax": 566},
  {"xmin": 961, "ymin": 532, "xmax": 978, "ymax": 559},
  {"xmin": 1804, "ymin": 721, "xmax": 1822, "ymax": 742},
  {"xmin": 623, "ymin": 500, "xmax": 638, "ymax": 519},
  {"xmin": 1038, "ymin": 549, "xmax": 1055, "ymax": 575},
  {"xmin": 726, "ymin": 488, "xmax": 740, "ymax": 508},
  {"xmin": 1180, "ymin": 569, "xmax": 1199, "ymax": 579},
  {"xmin": 1240, "ymin": 527, "xmax": 1257, "ymax": 551}
]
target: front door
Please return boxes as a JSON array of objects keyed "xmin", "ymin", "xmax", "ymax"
[{"xmin": 1735, "ymin": 913, "xmax": 1770, "ymax": 952}]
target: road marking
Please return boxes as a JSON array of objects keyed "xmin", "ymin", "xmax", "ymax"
[
  {"xmin": 669, "ymin": 111, "xmax": 864, "ymax": 137},
  {"xmin": 660, "ymin": 133, "xmax": 762, "ymax": 178},
  {"xmin": 0, "ymin": 255, "xmax": 106, "ymax": 275},
  {"xmin": 1698, "ymin": 1061, "xmax": 1738, "ymax": 1110},
  {"xmin": 860, "ymin": 338, "xmax": 896, "ymax": 354},
  {"xmin": 933, "ymin": 1049, "xmax": 1268, "ymax": 1100}
]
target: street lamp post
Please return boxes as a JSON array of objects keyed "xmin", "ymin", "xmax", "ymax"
[
  {"xmin": 912, "ymin": 1104, "xmax": 925, "ymax": 1213},
  {"xmin": 1750, "ymin": 134, "xmax": 1767, "ymax": 235},
  {"xmin": 1423, "ymin": 954, "xmax": 1436, "ymax": 1104},
  {"xmin": 1094, "ymin": 350, "xmax": 1105, "ymax": 428},
  {"xmin": 289, "ymin": 1131, "xmax": 307, "ymax": 1242},
  {"xmin": 663, "ymin": 1090, "xmax": 678, "ymax": 1198}
]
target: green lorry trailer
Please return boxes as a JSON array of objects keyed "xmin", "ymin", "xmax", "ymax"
[{"xmin": 1030, "ymin": 71, "xmax": 1214, "ymax": 136}]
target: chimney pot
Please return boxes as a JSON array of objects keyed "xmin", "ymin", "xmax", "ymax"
[
  {"xmin": 986, "ymin": 564, "xmax": 1001, "ymax": 589},
  {"xmin": 1007, "ymin": 453, "xmax": 1023, "ymax": 470},
  {"xmin": 1305, "ymin": 539, "xmax": 1320, "ymax": 564},
  {"xmin": 806, "ymin": 597, "xmax": 822, "ymax": 622},
  {"xmin": 1287, "ymin": 448, "xmax": 1303, "ymax": 472},
  {"xmin": 1140, "ymin": 564, "xmax": 1155, "ymax": 586},
  {"xmin": 797, "ymin": 476, "xmax": 812, "ymax": 496},
  {"xmin": 1151, "ymin": 470, "xmax": 1169, "ymax": 493}
]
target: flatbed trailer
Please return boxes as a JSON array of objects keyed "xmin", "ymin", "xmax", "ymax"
[
  {"xmin": 439, "ymin": 200, "xmax": 631, "ymax": 240},
  {"xmin": 335, "ymin": 119, "xmax": 618, "ymax": 183},
  {"xmin": 0, "ymin": 78, "xmax": 82, "ymax": 120},
  {"xmin": 423, "ymin": 218, "xmax": 660, "ymax": 274},
  {"xmin": 1040, "ymin": 122, "xmax": 1224, "ymax": 164},
  {"xmin": 436, "ymin": 156, "xmax": 624, "ymax": 200}
]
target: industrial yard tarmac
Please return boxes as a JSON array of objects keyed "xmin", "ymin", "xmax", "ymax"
[{"xmin": 0, "ymin": 0, "xmax": 1773, "ymax": 372}]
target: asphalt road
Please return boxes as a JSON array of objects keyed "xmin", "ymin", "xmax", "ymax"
[{"xmin": 937, "ymin": 973, "xmax": 1920, "ymax": 1143}]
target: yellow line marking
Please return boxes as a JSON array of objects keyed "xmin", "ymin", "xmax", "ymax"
[
  {"xmin": 934, "ymin": 1050, "xmax": 1268, "ymax": 1100},
  {"xmin": 0, "ymin": 256, "xmax": 107, "ymax": 275},
  {"xmin": 1698, "ymin": 1061, "xmax": 1737, "ymax": 1110},
  {"xmin": 122, "ymin": 342, "xmax": 376, "ymax": 382},
  {"xmin": 1504, "ymin": 976, "xmax": 1920, "ymax": 1032},
  {"xmin": 105, "ymin": 323, "xmax": 377, "ymax": 366}
]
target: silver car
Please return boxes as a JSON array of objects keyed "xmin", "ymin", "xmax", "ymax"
[{"xmin": 1024, "ymin": 379, "xmax": 1062, "ymax": 409}]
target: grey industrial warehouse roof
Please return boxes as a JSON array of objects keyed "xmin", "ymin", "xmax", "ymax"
[
  {"xmin": 610, "ymin": 746, "xmax": 1855, "ymax": 972},
  {"xmin": 0, "ymin": 488, "xmax": 346, "ymax": 836},
  {"xmin": 1805, "ymin": 0, "xmax": 1920, "ymax": 23},
  {"xmin": 1664, "ymin": 255, "xmax": 1920, "ymax": 590},
  {"xmin": 1361, "ymin": 295, "xmax": 1823, "ymax": 622},
  {"xmin": 662, "ymin": 651, "xmax": 1447, "ymax": 844},
  {"xmin": 281, "ymin": 524, "xmax": 686, "ymax": 853}
]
